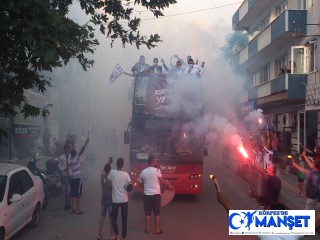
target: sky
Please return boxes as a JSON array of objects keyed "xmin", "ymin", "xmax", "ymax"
[{"xmin": 100, "ymin": 0, "xmax": 242, "ymax": 71}]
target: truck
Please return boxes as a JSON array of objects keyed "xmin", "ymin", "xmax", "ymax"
[{"xmin": 124, "ymin": 72, "xmax": 207, "ymax": 194}]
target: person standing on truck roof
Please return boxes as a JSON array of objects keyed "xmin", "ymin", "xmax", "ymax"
[
  {"xmin": 130, "ymin": 55, "xmax": 150, "ymax": 76},
  {"xmin": 162, "ymin": 58, "xmax": 185, "ymax": 75},
  {"xmin": 184, "ymin": 58, "xmax": 205, "ymax": 77},
  {"xmin": 149, "ymin": 58, "xmax": 163, "ymax": 73}
]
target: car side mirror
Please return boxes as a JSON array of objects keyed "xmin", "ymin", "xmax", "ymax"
[
  {"xmin": 124, "ymin": 131, "xmax": 131, "ymax": 144},
  {"xmin": 10, "ymin": 193, "xmax": 22, "ymax": 203}
]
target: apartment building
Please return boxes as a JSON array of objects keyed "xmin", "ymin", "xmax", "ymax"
[{"xmin": 232, "ymin": 0, "xmax": 320, "ymax": 153}]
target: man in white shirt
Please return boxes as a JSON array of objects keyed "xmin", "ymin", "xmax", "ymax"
[
  {"xmin": 162, "ymin": 58, "xmax": 185, "ymax": 75},
  {"xmin": 139, "ymin": 156, "xmax": 174, "ymax": 234},
  {"xmin": 184, "ymin": 58, "xmax": 205, "ymax": 77},
  {"xmin": 108, "ymin": 158, "xmax": 131, "ymax": 240}
]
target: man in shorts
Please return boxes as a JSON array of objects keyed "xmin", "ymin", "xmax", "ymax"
[
  {"xmin": 68, "ymin": 133, "xmax": 89, "ymax": 214},
  {"xmin": 97, "ymin": 162, "xmax": 115, "ymax": 240},
  {"xmin": 139, "ymin": 156, "xmax": 174, "ymax": 234}
]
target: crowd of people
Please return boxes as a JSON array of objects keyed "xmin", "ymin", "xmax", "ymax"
[
  {"xmin": 97, "ymin": 155, "xmax": 174, "ymax": 240},
  {"xmin": 216, "ymin": 128, "xmax": 320, "ymax": 237},
  {"xmin": 54, "ymin": 131, "xmax": 90, "ymax": 213},
  {"xmin": 124, "ymin": 54, "xmax": 205, "ymax": 77}
]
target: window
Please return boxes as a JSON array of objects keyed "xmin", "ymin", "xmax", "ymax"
[
  {"xmin": 297, "ymin": 0, "xmax": 308, "ymax": 9},
  {"xmin": 259, "ymin": 17, "xmax": 270, "ymax": 31},
  {"xmin": 302, "ymin": 0, "xmax": 308, "ymax": 9},
  {"xmin": 308, "ymin": 41, "xmax": 317, "ymax": 72},
  {"xmin": 8, "ymin": 173, "xmax": 22, "ymax": 204},
  {"xmin": 291, "ymin": 46, "xmax": 307, "ymax": 74},
  {"xmin": 252, "ymin": 72, "xmax": 260, "ymax": 87},
  {"xmin": 18, "ymin": 170, "xmax": 34, "ymax": 194},
  {"xmin": 260, "ymin": 65, "xmax": 270, "ymax": 84},
  {"xmin": 0, "ymin": 176, "xmax": 7, "ymax": 203},
  {"xmin": 276, "ymin": 1, "xmax": 287, "ymax": 16},
  {"xmin": 276, "ymin": 56, "xmax": 287, "ymax": 76}
]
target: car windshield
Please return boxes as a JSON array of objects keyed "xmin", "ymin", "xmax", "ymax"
[{"xmin": 0, "ymin": 175, "xmax": 7, "ymax": 202}]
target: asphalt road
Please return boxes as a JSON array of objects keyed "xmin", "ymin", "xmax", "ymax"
[{"xmin": 12, "ymin": 147, "xmax": 265, "ymax": 240}]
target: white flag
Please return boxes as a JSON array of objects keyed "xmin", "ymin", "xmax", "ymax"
[{"xmin": 109, "ymin": 63, "xmax": 124, "ymax": 83}]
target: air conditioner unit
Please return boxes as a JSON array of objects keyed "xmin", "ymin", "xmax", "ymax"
[
  {"xmin": 282, "ymin": 113, "xmax": 295, "ymax": 128},
  {"xmin": 279, "ymin": 113, "xmax": 293, "ymax": 128}
]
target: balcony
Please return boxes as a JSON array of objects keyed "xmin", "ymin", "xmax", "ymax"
[
  {"xmin": 233, "ymin": 0, "xmax": 276, "ymax": 30},
  {"xmin": 233, "ymin": 10, "xmax": 307, "ymax": 69},
  {"xmin": 244, "ymin": 74, "xmax": 307, "ymax": 107}
]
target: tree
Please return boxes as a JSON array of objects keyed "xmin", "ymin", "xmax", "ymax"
[{"xmin": 0, "ymin": 0, "xmax": 177, "ymax": 123}]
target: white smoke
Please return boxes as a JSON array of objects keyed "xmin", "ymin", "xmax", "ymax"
[{"xmin": 203, "ymin": 114, "xmax": 244, "ymax": 147}]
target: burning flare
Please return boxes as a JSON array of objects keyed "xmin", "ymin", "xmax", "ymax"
[
  {"xmin": 258, "ymin": 118, "xmax": 262, "ymax": 124},
  {"xmin": 183, "ymin": 132, "xmax": 187, "ymax": 139},
  {"xmin": 238, "ymin": 146, "xmax": 249, "ymax": 159}
]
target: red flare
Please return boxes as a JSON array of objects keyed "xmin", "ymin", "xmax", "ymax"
[
  {"xmin": 258, "ymin": 118, "xmax": 262, "ymax": 124},
  {"xmin": 238, "ymin": 146, "xmax": 249, "ymax": 159},
  {"xmin": 183, "ymin": 132, "xmax": 187, "ymax": 139}
]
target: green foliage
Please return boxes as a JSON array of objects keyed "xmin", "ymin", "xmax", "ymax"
[{"xmin": 0, "ymin": 0, "xmax": 177, "ymax": 121}]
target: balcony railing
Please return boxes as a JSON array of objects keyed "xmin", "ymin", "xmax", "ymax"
[{"xmin": 246, "ymin": 74, "xmax": 307, "ymax": 102}]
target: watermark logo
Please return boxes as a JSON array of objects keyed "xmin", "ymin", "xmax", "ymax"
[{"xmin": 229, "ymin": 210, "xmax": 315, "ymax": 235}]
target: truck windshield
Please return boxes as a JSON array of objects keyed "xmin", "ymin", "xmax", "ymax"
[
  {"xmin": 130, "ymin": 73, "xmax": 204, "ymax": 162},
  {"xmin": 131, "ymin": 119, "xmax": 203, "ymax": 162}
]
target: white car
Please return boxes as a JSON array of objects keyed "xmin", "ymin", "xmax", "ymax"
[{"xmin": 0, "ymin": 163, "xmax": 45, "ymax": 240}]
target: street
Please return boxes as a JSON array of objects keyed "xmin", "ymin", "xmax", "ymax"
[{"xmin": 12, "ymin": 147, "xmax": 262, "ymax": 240}]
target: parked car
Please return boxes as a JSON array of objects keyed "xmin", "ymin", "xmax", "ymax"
[{"xmin": 0, "ymin": 163, "xmax": 45, "ymax": 240}]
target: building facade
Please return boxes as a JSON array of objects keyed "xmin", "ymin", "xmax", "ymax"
[
  {"xmin": 0, "ymin": 90, "xmax": 48, "ymax": 161},
  {"xmin": 232, "ymin": 0, "xmax": 320, "ymax": 153}
]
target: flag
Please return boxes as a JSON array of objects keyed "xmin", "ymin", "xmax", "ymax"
[{"xmin": 109, "ymin": 64, "xmax": 124, "ymax": 83}]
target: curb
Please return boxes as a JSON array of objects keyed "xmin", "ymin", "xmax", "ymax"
[{"xmin": 222, "ymin": 162, "xmax": 299, "ymax": 210}]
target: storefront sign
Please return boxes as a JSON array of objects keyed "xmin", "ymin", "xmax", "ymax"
[{"xmin": 14, "ymin": 124, "xmax": 40, "ymax": 138}]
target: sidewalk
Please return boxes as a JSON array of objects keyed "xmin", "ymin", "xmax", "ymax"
[
  {"xmin": 223, "ymin": 157, "xmax": 320, "ymax": 238},
  {"xmin": 223, "ymin": 157, "xmax": 320, "ymax": 210}
]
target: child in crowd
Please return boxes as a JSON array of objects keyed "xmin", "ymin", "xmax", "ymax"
[{"xmin": 296, "ymin": 153, "xmax": 306, "ymax": 197}]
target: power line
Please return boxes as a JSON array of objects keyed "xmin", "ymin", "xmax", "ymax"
[{"xmin": 139, "ymin": 2, "xmax": 242, "ymax": 21}]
